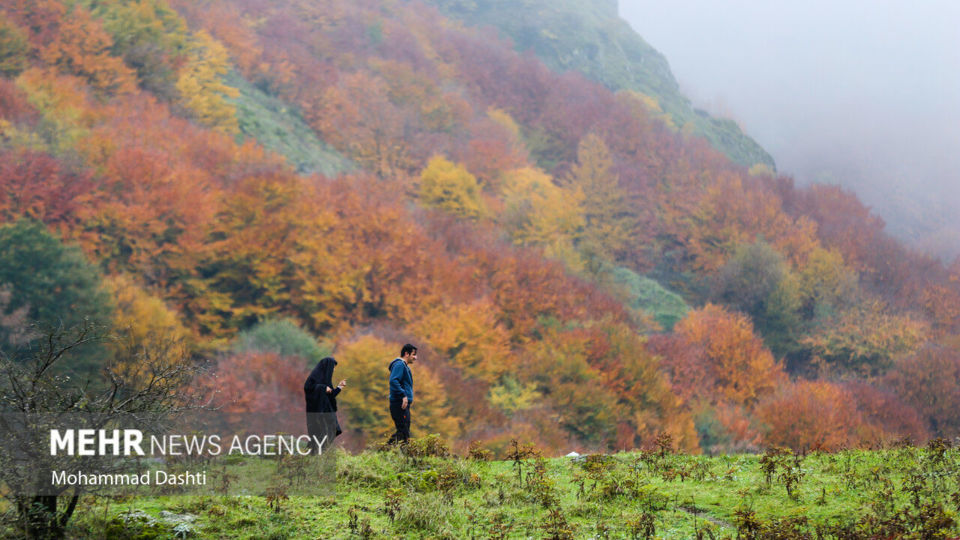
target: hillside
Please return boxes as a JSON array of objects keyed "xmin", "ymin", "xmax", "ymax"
[
  {"xmin": 425, "ymin": 0, "xmax": 776, "ymax": 169},
  {"xmin": 0, "ymin": 0, "xmax": 958, "ymax": 464}
]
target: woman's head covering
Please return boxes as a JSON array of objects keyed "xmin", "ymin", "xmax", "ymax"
[{"xmin": 312, "ymin": 356, "xmax": 337, "ymax": 387}]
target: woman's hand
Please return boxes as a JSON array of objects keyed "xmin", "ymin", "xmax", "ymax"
[{"xmin": 337, "ymin": 379, "xmax": 347, "ymax": 390}]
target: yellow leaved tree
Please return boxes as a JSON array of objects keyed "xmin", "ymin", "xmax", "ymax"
[
  {"xmin": 105, "ymin": 274, "xmax": 193, "ymax": 381},
  {"xmin": 801, "ymin": 300, "xmax": 930, "ymax": 376},
  {"xmin": 486, "ymin": 107, "xmax": 522, "ymax": 140},
  {"xmin": 16, "ymin": 68, "xmax": 95, "ymax": 155},
  {"xmin": 500, "ymin": 167, "xmax": 585, "ymax": 270},
  {"xmin": 176, "ymin": 30, "xmax": 239, "ymax": 134},
  {"xmin": 418, "ymin": 155, "xmax": 486, "ymax": 219},
  {"xmin": 410, "ymin": 299, "xmax": 511, "ymax": 381},
  {"xmin": 796, "ymin": 246, "xmax": 859, "ymax": 319},
  {"xmin": 563, "ymin": 133, "xmax": 636, "ymax": 268}
]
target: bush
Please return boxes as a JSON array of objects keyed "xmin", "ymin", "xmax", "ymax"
[
  {"xmin": 406, "ymin": 434, "xmax": 451, "ymax": 458},
  {"xmin": 467, "ymin": 440, "xmax": 493, "ymax": 461},
  {"xmin": 232, "ymin": 318, "xmax": 329, "ymax": 365}
]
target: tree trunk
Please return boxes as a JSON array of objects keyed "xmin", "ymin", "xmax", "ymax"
[{"xmin": 20, "ymin": 494, "xmax": 65, "ymax": 539}]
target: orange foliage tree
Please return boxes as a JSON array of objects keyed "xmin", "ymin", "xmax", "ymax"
[
  {"xmin": 584, "ymin": 322, "xmax": 698, "ymax": 451},
  {"xmin": 464, "ymin": 239, "xmax": 627, "ymax": 344},
  {"xmin": 0, "ymin": 149, "xmax": 93, "ymax": 229},
  {"xmin": 681, "ymin": 172, "xmax": 819, "ymax": 274},
  {"xmin": 410, "ymin": 299, "xmax": 511, "ymax": 381},
  {"xmin": 786, "ymin": 183, "xmax": 885, "ymax": 275},
  {"xmin": 920, "ymin": 282, "xmax": 960, "ymax": 337},
  {"xmin": 38, "ymin": 3, "xmax": 137, "ymax": 95},
  {"xmin": 516, "ymin": 322, "xmax": 697, "ymax": 451},
  {"xmin": 755, "ymin": 379, "xmax": 865, "ymax": 451},
  {"xmin": 671, "ymin": 304, "xmax": 785, "ymax": 407},
  {"xmin": 187, "ymin": 171, "xmax": 311, "ymax": 334}
]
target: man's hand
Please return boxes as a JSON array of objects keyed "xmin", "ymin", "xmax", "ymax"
[{"xmin": 401, "ymin": 396, "xmax": 408, "ymax": 410}]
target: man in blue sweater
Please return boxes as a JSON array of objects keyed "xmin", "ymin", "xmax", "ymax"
[{"xmin": 387, "ymin": 343, "xmax": 416, "ymax": 444}]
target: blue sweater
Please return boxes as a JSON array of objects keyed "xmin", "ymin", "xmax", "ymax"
[{"xmin": 388, "ymin": 358, "xmax": 413, "ymax": 403}]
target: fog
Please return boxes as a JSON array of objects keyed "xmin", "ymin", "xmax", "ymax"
[{"xmin": 620, "ymin": 0, "xmax": 960, "ymax": 260}]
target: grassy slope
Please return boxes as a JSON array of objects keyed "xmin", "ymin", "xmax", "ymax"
[
  {"xmin": 611, "ymin": 266, "xmax": 690, "ymax": 332},
  {"xmin": 61, "ymin": 444, "xmax": 960, "ymax": 538},
  {"xmin": 426, "ymin": 0, "xmax": 776, "ymax": 170},
  {"xmin": 227, "ymin": 71, "xmax": 354, "ymax": 177}
]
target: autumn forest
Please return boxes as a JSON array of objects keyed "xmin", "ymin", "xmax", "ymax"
[{"xmin": 0, "ymin": 0, "xmax": 958, "ymax": 457}]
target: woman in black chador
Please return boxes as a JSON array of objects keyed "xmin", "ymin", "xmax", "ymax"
[{"xmin": 304, "ymin": 357, "xmax": 346, "ymax": 452}]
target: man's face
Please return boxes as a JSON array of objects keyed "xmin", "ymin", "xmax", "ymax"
[{"xmin": 405, "ymin": 350, "xmax": 417, "ymax": 364}]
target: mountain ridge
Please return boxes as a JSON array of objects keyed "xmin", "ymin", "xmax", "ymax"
[{"xmin": 424, "ymin": 0, "xmax": 776, "ymax": 170}]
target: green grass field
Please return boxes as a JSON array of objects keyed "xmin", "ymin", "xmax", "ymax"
[{"xmin": 13, "ymin": 436, "xmax": 960, "ymax": 539}]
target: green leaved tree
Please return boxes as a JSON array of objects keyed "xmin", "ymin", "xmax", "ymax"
[{"xmin": 0, "ymin": 220, "xmax": 113, "ymax": 374}]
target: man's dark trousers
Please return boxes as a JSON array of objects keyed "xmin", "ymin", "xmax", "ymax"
[{"xmin": 388, "ymin": 400, "xmax": 410, "ymax": 444}]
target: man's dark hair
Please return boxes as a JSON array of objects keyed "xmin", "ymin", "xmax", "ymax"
[{"xmin": 400, "ymin": 343, "xmax": 417, "ymax": 357}]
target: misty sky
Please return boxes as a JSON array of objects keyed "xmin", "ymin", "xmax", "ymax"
[{"xmin": 619, "ymin": 0, "xmax": 960, "ymax": 259}]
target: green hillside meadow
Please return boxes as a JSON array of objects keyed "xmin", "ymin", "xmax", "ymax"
[{"xmin": 43, "ymin": 437, "xmax": 960, "ymax": 539}]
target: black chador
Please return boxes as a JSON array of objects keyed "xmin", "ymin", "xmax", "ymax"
[{"xmin": 304, "ymin": 357, "xmax": 342, "ymax": 448}]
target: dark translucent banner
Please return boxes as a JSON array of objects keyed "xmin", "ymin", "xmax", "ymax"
[{"xmin": 0, "ymin": 412, "xmax": 339, "ymax": 496}]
